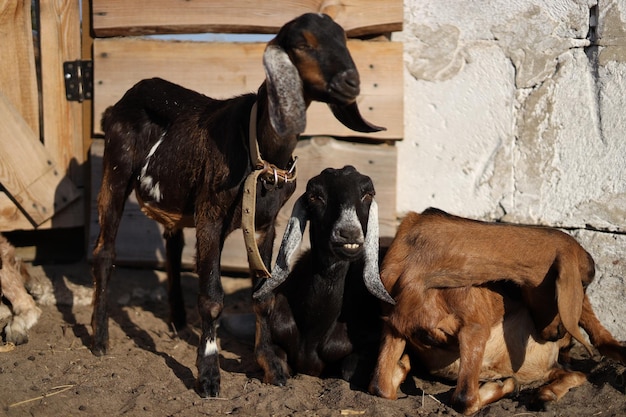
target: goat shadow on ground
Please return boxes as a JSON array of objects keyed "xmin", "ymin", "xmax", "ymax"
[
  {"xmin": 571, "ymin": 353, "xmax": 626, "ymax": 393},
  {"xmin": 37, "ymin": 258, "xmax": 199, "ymax": 390}
]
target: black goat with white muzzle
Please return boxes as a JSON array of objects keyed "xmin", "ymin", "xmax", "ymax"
[
  {"xmin": 253, "ymin": 166, "xmax": 394, "ymax": 386},
  {"xmin": 91, "ymin": 13, "xmax": 384, "ymax": 398}
]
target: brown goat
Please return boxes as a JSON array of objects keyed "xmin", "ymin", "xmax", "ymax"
[
  {"xmin": 91, "ymin": 13, "xmax": 383, "ymax": 398},
  {"xmin": 0, "ymin": 234, "xmax": 41, "ymax": 346},
  {"xmin": 369, "ymin": 208, "xmax": 626, "ymax": 414}
]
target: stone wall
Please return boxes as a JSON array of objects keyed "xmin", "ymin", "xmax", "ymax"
[{"xmin": 397, "ymin": 0, "xmax": 626, "ymax": 338}]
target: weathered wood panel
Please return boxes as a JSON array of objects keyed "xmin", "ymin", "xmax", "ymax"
[
  {"xmin": 93, "ymin": 39, "xmax": 403, "ymax": 140},
  {"xmin": 0, "ymin": 0, "xmax": 40, "ymax": 230},
  {"xmin": 92, "ymin": 0, "xmax": 402, "ymax": 37},
  {"xmin": 39, "ymin": 0, "xmax": 85, "ymax": 187},
  {"xmin": 0, "ymin": 192, "xmax": 84, "ymax": 232},
  {"xmin": 89, "ymin": 137, "xmax": 397, "ymax": 271},
  {"xmin": 0, "ymin": 0, "xmax": 39, "ymax": 134},
  {"xmin": 0, "ymin": 93, "xmax": 80, "ymax": 228},
  {"xmin": 0, "ymin": 1, "xmax": 85, "ymax": 232}
]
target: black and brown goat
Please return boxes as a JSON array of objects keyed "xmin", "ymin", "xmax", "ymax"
[
  {"xmin": 369, "ymin": 208, "xmax": 626, "ymax": 415},
  {"xmin": 252, "ymin": 166, "xmax": 394, "ymax": 386},
  {"xmin": 91, "ymin": 13, "xmax": 384, "ymax": 397}
]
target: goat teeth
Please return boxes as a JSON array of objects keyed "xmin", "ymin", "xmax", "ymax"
[{"xmin": 344, "ymin": 243, "xmax": 360, "ymax": 250}]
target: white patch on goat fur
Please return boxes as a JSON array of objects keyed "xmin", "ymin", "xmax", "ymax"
[
  {"xmin": 335, "ymin": 207, "xmax": 364, "ymax": 241},
  {"xmin": 203, "ymin": 338, "xmax": 218, "ymax": 357},
  {"xmin": 139, "ymin": 136, "xmax": 164, "ymax": 202}
]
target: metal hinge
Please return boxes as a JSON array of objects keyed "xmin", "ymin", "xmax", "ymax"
[{"xmin": 63, "ymin": 60, "xmax": 93, "ymax": 102}]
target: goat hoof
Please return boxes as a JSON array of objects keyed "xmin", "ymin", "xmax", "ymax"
[
  {"xmin": 196, "ymin": 378, "xmax": 220, "ymax": 398},
  {"xmin": 91, "ymin": 343, "xmax": 107, "ymax": 357},
  {"xmin": 4, "ymin": 327, "xmax": 28, "ymax": 346},
  {"xmin": 274, "ymin": 376, "xmax": 288, "ymax": 387},
  {"xmin": 264, "ymin": 372, "xmax": 288, "ymax": 387}
]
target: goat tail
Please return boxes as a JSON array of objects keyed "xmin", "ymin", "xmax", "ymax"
[
  {"xmin": 555, "ymin": 252, "xmax": 594, "ymax": 354},
  {"xmin": 253, "ymin": 195, "xmax": 308, "ymax": 300}
]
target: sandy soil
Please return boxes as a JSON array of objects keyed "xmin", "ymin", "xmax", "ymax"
[{"xmin": 1, "ymin": 261, "xmax": 625, "ymax": 417}]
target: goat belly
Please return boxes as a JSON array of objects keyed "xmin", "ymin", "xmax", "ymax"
[
  {"xmin": 416, "ymin": 308, "xmax": 561, "ymax": 385},
  {"xmin": 135, "ymin": 193, "xmax": 194, "ymax": 230}
]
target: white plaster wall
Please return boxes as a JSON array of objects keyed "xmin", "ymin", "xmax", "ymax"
[{"xmin": 399, "ymin": 0, "xmax": 626, "ymax": 338}]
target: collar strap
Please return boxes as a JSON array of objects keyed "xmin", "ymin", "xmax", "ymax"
[
  {"xmin": 248, "ymin": 102, "xmax": 297, "ymax": 188},
  {"xmin": 242, "ymin": 101, "xmax": 297, "ymax": 279}
]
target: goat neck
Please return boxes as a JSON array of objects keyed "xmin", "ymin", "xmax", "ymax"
[{"xmin": 311, "ymin": 242, "xmax": 353, "ymax": 280}]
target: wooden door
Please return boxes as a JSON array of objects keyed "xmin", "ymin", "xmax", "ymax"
[{"xmin": 0, "ymin": 0, "xmax": 85, "ymax": 232}]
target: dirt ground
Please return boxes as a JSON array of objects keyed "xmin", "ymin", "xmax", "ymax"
[{"xmin": 1, "ymin": 260, "xmax": 625, "ymax": 417}]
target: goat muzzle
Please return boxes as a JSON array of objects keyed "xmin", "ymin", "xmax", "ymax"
[{"xmin": 329, "ymin": 69, "xmax": 361, "ymax": 103}]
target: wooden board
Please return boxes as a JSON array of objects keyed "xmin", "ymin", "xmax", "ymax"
[
  {"xmin": 92, "ymin": 0, "xmax": 402, "ymax": 38},
  {"xmin": 0, "ymin": 193, "xmax": 85, "ymax": 232},
  {"xmin": 0, "ymin": 93, "xmax": 80, "ymax": 228},
  {"xmin": 39, "ymin": 0, "xmax": 85, "ymax": 187},
  {"xmin": 0, "ymin": 0, "xmax": 39, "ymax": 134},
  {"xmin": 88, "ymin": 137, "xmax": 397, "ymax": 271},
  {"xmin": 93, "ymin": 39, "xmax": 403, "ymax": 140},
  {"xmin": 0, "ymin": 1, "xmax": 85, "ymax": 232}
]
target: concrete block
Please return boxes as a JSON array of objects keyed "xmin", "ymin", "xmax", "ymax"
[{"xmin": 572, "ymin": 229, "xmax": 626, "ymax": 339}]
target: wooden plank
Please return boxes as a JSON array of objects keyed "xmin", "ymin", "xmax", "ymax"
[
  {"xmin": 0, "ymin": 0, "xmax": 39, "ymax": 135},
  {"xmin": 0, "ymin": 193, "xmax": 32, "ymax": 231},
  {"xmin": 92, "ymin": 0, "xmax": 402, "ymax": 38},
  {"xmin": 0, "ymin": 93, "xmax": 80, "ymax": 227},
  {"xmin": 39, "ymin": 0, "xmax": 85, "ymax": 188},
  {"xmin": 0, "ymin": 193, "xmax": 85, "ymax": 232},
  {"xmin": 82, "ymin": 0, "xmax": 94, "ymax": 163},
  {"xmin": 93, "ymin": 38, "xmax": 403, "ymax": 140},
  {"xmin": 88, "ymin": 137, "xmax": 397, "ymax": 271}
]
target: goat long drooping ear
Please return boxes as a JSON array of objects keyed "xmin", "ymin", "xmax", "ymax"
[
  {"xmin": 253, "ymin": 195, "xmax": 308, "ymax": 300},
  {"xmin": 329, "ymin": 102, "xmax": 387, "ymax": 133},
  {"xmin": 362, "ymin": 200, "xmax": 396, "ymax": 304},
  {"xmin": 555, "ymin": 261, "xmax": 593, "ymax": 354},
  {"xmin": 263, "ymin": 45, "xmax": 307, "ymax": 137}
]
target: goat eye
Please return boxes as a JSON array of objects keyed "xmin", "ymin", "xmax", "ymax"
[
  {"xmin": 361, "ymin": 192, "xmax": 374, "ymax": 202},
  {"xmin": 308, "ymin": 194, "xmax": 325, "ymax": 205}
]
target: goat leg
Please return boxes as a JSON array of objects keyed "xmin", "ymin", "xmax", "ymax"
[
  {"xmin": 194, "ymin": 223, "xmax": 225, "ymax": 398},
  {"xmin": 91, "ymin": 243, "xmax": 115, "ymax": 356},
  {"xmin": 579, "ymin": 294, "xmax": 626, "ymax": 364},
  {"xmin": 369, "ymin": 326, "xmax": 409, "ymax": 399},
  {"xmin": 473, "ymin": 378, "xmax": 517, "ymax": 414},
  {"xmin": 253, "ymin": 223, "xmax": 291, "ymax": 386},
  {"xmin": 253, "ymin": 295, "xmax": 291, "ymax": 386},
  {"xmin": 164, "ymin": 228, "xmax": 186, "ymax": 331},
  {"xmin": 91, "ymin": 153, "xmax": 134, "ymax": 356},
  {"xmin": 530, "ymin": 368, "xmax": 586, "ymax": 411},
  {"xmin": 0, "ymin": 257, "xmax": 41, "ymax": 345},
  {"xmin": 451, "ymin": 323, "xmax": 490, "ymax": 415}
]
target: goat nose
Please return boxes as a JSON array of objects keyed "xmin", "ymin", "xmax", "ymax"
[
  {"xmin": 341, "ymin": 69, "xmax": 359, "ymax": 89},
  {"xmin": 331, "ymin": 69, "xmax": 360, "ymax": 99},
  {"xmin": 336, "ymin": 226, "xmax": 364, "ymax": 244}
]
